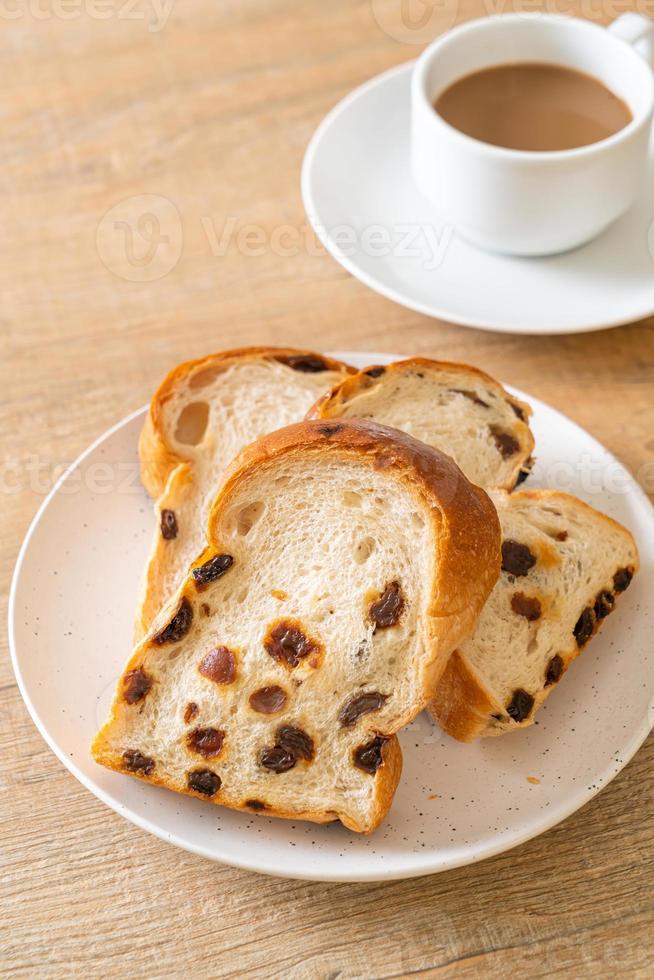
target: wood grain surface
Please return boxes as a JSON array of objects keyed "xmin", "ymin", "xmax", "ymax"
[{"xmin": 1, "ymin": 1, "xmax": 653, "ymax": 977}]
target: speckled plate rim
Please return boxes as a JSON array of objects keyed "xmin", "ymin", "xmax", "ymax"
[{"xmin": 7, "ymin": 351, "xmax": 654, "ymax": 882}]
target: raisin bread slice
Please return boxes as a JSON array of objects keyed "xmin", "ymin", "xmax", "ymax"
[
  {"xmin": 308, "ymin": 358, "xmax": 534, "ymax": 491},
  {"xmin": 93, "ymin": 419, "xmax": 500, "ymax": 832},
  {"xmin": 136, "ymin": 347, "xmax": 354, "ymax": 639},
  {"xmin": 431, "ymin": 489, "xmax": 639, "ymax": 741}
]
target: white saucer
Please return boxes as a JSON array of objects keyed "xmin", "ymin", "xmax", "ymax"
[
  {"xmin": 8, "ymin": 352, "xmax": 654, "ymax": 881},
  {"xmin": 302, "ymin": 64, "xmax": 654, "ymax": 334}
]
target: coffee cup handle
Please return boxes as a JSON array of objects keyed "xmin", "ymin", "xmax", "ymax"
[{"xmin": 609, "ymin": 13, "xmax": 654, "ymax": 61}]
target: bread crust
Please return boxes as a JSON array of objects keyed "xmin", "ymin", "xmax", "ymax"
[
  {"xmin": 430, "ymin": 488, "xmax": 640, "ymax": 741},
  {"xmin": 140, "ymin": 346, "xmax": 356, "ymax": 499},
  {"xmin": 93, "ymin": 419, "xmax": 500, "ymax": 832},
  {"xmin": 307, "ymin": 357, "xmax": 535, "ymax": 491},
  {"xmin": 429, "ymin": 652, "xmax": 500, "ymax": 743}
]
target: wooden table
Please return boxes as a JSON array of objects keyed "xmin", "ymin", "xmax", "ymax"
[{"xmin": 2, "ymin": 2, "xmax": 653, "ymax": 976}]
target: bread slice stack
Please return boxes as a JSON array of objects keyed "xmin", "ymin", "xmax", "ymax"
[
  {"xmin": 92, "ymin": 348, "xmax": 639, "ymax": 832},
  {"xmin": 93, "ymin": 418, "xmax": 500, "ymax": 832}
]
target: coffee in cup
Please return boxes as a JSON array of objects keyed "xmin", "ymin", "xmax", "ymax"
[{"xmin": 433, "ymin": 62, "xmax": 633, "ymax": 152}]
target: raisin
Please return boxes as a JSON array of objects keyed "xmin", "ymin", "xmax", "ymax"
[
  {"xmin": 369, "ymin": 582, "xmax": 404, "ymax": 629},
  {"xmin": 613, "ymin": 567, "xmax": 634, "ymax": 593},
  {"xmin": 317, "ymin": 423, "xmax": 344, "ymax": 437},
  {"xmin": 199, "ymin": 646, "xmax": 236, "ymax": 685},
  {"xmin": 501, "ymin": 540, "xmax": 536, "ymax": 577},
  {"xmin": 574, "ymin": 607, "xmax": 595, "ymax": 647},
  {"xmin": 246, "ymin": 799, "xmax": 267, "ymax": 811},
  {"xmin": 510, "ymin": 401, "xmax": 526, "ymax": 421},
  {"xmin": 338, "ymin": 691, "xmax": 388, "ymax": 728},
  {"xmin": 122, "ymin": 749, "xmax": 155, "ymax": 775},
  {"xmin": 515, "ymin": 457, "xmax": 535, "ymax": 487},
  {"xmin": 545, "ymin": 655, "xmax": 564, "ymax": 687},
  {"xmin": 277, "ymin": 725, "xmax": 314, "ymax": 761},
  {"xmin": 249, "ymin": 686, "xmax": 288, "ymax": 714},
  {"xmin": 490, "ymin": 425, "xmax": 520, "ymax": 458},
  {"xmin": 353, "ymin": 736, "xmax": 388, "ymax": 775},
  {"xmin": 276, "ymin": 353, "xmax": 328, "ymax": 373},
  {"xmin": 510, "ymin": 592, "xmax": 542, "ymax": 621},
  {"xmin": 264, "ymin": 621, "xmax": 318, "ymax": 668},
  {"xmin": 507, "ymin": 689, "xmax": 534, "ymax": 722},
  {"xmin": 122, "ymin": 668, "xmax": 152, "ymax": 705},
  {"xmin": 556, "ymin": 530, "xmax": 568, "ymax": 542},
  {"xmin": 192, "ymin": 554, "xmax": 234, "ymax": 590},
  {"xmin": 594, "ymin": 591, "xmax": 615, "ymax": 620},
  {"xmin": 187, "ymin": 727, "xmax": 225, "ymax": 758},
  {"xmin": 260, "ymin": 745, "xmax": 296, "ymax": 773},
  {"xmin": 449, "ymin": 388, "xmax": 489, "ymax": 408},
  {"xmin": 184, "ymin": 702, "xmax": 199, "ymax": 724},
  {"xmin": 365, "ymin": 366, "xmax": 385, "ymax": 378},
  {"xmin": 160, "ymin": 509, "xmax": 178, "ymax": 540},
  {"xmin": 187, "ymin": 769, "xmax": 221, "ymax": 797},
  {"xmin": 153, "ymin": 597, "xmax": 193, "ymax": 644}
]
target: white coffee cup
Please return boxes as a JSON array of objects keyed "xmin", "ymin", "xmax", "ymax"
[{"xmin": 411, "ymin": 13, "xmax": 654, "ymax": 256}]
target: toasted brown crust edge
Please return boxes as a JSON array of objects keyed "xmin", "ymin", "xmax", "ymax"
[
  {"xmin": 430, "ymin": 488, "xmax": 640, "ymax": 741},
  {"xmin": 94, "ymin": 418, "xmax": 500, "ymax": 831},
  {"xmin": 307, "ymin": 357, "xmax": 535, "ymax": 491},
  {"xmin": 428, "ymin": 652, "xmax": 500, "ymax": 742},
  {"xmin": 139, "ymin": 346, "xmax": 356, "ymax": 499}
]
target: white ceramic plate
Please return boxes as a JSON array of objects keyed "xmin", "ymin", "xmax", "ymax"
[
  {"xmin": 302, "ymin": 63, "xmax": 654, "ymax": 334},
  {"xmin": 9, "ymin": 352, "xmax": 654, "ymax": 881}
]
